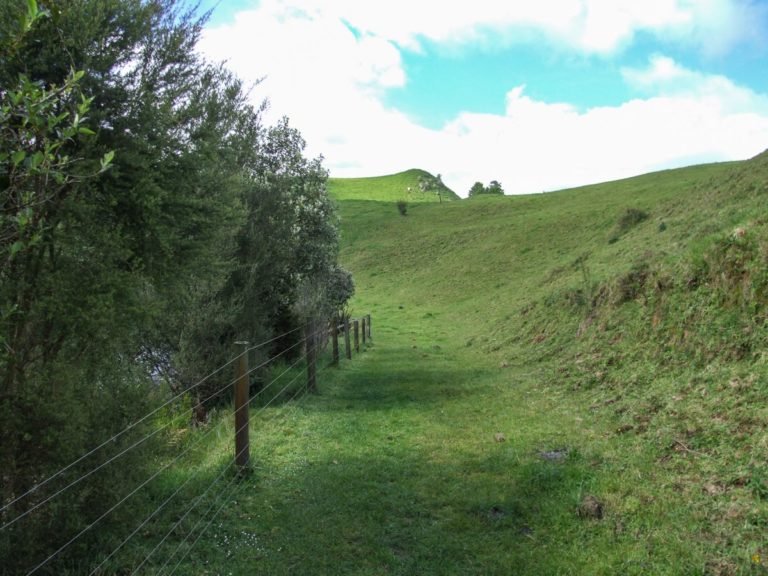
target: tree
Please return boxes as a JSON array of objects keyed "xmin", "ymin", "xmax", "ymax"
[
  {"xmin": 467, "ymin": 180, "xmax": 505, "ymax": 197},
  {"xmin": 487, "ymin": 180, "xmax": 504, "ymax": 195},
  {"xmin": 468, "ymin": 182, "xmax": 485, "ymax": 197},
  {"xmin": 0, "ymin": 1, "xmax": 349, "ymax": 570}
]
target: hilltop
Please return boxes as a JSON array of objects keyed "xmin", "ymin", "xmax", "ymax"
[{"xmin": 328, "ymin": 169, "xmax": 459, "ymax": 202}]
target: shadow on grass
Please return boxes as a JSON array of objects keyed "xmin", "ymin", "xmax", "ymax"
[
  {"xmin": 310, "ymin": 345, "xmax": 496, "ymax": 412},
  {"xmin": 206, "ymin": 447, "xmax": 599, "ymax": 576},
  {"xmin": 170, "ymin": 339, "xmax": 615, "ymax": 574}
]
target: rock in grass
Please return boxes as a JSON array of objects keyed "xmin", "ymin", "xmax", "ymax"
[
  {"xmin": 539, "ymin": 448, "xmax": 569, "ymax": 461},
  {"xmin": 494, "ymin": 432, "xmax": 506, "ymax": 443}
]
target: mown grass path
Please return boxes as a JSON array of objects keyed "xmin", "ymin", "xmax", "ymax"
[{"xmin": 178, "ymin": 316, "xmax": 677, "ymax": 576}]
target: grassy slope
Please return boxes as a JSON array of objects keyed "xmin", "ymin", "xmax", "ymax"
[
  {"xmin": 122, "ymin": 158, "xmax": 768, "ymax": 575},
  {"xmin": 327, "ymin": 158, "xmax": 768, "ymax": 574},
  {"xmin": 328, "ymin": 169, "xmax": 459, "ymax": 203}
]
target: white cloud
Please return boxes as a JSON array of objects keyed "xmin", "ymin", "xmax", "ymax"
[
  {"xmin": 440, "ymin": 83, "xmax": 768, "ymax": 194},
  {"xmin": 198, "ymin": 2, "xmax": 768, "ymax": 197},
  {"xmin": 664, "ymin": 0, "xmax": 768, "ymax": 56},
  {"xmin": 622, "ymin": 54, "xmax": 768, "ymax": 115},
  {"xmin": 278, "ymin": 0, "xmax": 764, "ymax": 55}
]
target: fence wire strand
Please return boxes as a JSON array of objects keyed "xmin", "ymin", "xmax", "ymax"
[
  {"xmin": 0, "ymin": 326, "xmax": 303, "ymax": 517},
  {"xmin": 19, "ymin": 318, "xmax": 354, "ymax": 575},
  {"xmin": 162, "ymin": 379, "xmax": 317, "ymax": 576},
  {"xmin": 2, "ymin": 331, "xmax": 309, "ymax": 532},
  {"xmin": 130, "ymin": 343, "xmax": 317, "ymax": 574},
  {"xmin": 23, "ymin": 329, "xmax": 318, "ymax": 576},
  {"xmin": 165, "ymin": 475, "xmax": 250, "ymax": 576}
]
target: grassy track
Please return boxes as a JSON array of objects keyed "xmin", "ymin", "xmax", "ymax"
[
  {"xmin": 168, "ymin": 327, "xmax": 623, "ymax": 575},
  {"xmin": 166, "ymin": 318, "xmax": 752, "ymax": 575}
]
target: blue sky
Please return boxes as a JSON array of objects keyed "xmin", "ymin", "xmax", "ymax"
[{"xmin": 196, "ymin": 0, "xmax": 768, "ymax": 195}]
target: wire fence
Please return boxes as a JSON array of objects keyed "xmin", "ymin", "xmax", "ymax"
[
  {"xmin": 0, "ymin": 325, "xmax": 304, "ymax": 520},
  {"xmin": 2, "ymin": 315, "xmax": 371, "ymax": 575}
]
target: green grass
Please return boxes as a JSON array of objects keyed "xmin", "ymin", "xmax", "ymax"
[
  {"xmin": 103, "ymin": 155, "xmax": 768, "ymax": 575},
  {"xmin": 328, "ymin": 169, "xmax": 459, "ymax": 203}
]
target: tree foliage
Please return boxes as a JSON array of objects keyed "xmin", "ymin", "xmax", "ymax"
[
  {"xmin": 468, "ymin": 182, "xmax": 485, "ymax": 197},
  {"xmin": 0, "ymin": 1, "xmax": 351, "ymax": 571},
  {"xmin": 468, "ymin": 180, "xmax": 505, "ymax": 197}
]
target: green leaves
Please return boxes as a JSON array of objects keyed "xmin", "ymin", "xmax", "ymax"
[
  {"xmin": 9, "ymin": 241, "xmax": 24, "ymax": 257},
  {"xmin": 11, "ymin": 150, "xmax": 26, "ymax": 166},
  {"xmin": 19, "ymin": 0, "xmax": 47, "ymax": 36},
  {"xmin": 99, "ymin": 150, "xmax": 114, "ymax": 171},
  {"xmin": 0, "ymin": 6, "xmax": 345, "ymax": 572},
  {"xmin": 28, "ymin": 150, "xmax": 43, "ymax": 170},
  {"xmin": 468, "ymin": 179, "xmax": 504, "ymax": 196}
]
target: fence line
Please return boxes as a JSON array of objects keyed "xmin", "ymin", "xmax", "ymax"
[
  {"xmin": 135, "ymin": 365, "xmax": 315, "ymax": 575},
  {"xmin": 87, "ymin": 358, "xmax": 314, "ymax": 576},
  {"xmin": 129, "ymin": 345, "xmax": 320, "ymax": 574},
  {"xmin": 2, "ymin": 331, "xmax": 312, "ymax": 533},
  {"xmin": 0, "ymin": 325, "xmax": 304, "ymax": 517},
  {"xmin": 161, "ymin": 358, "xmax": 334, "ymax": 576},
  {"xmin": 165, "ymin": 476, "xmax": 249, "ymax": 576},
  {"xmin": 17, "ymin": 315, "xmax": 371, "ymax": 575},
  {"xmin": 23, "ymin": 332, "xmax": 318, "ymax": 576},
  {"xmin": 163, "ymin": 470, "xmax": 245, "ymax": 576}
]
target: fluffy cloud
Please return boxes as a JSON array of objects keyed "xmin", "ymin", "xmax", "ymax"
[
  {"xmin": 441, "ymin": 81, "xmax": 768, "ymax": 194},
  {"xmin": 622, "ymin": 55, "xmax": 768, "ymax": 115},
  {"xmin": 198, "ymin": 1, "xmax": 768, "ymax": 196},
  {"xmin": 283, "ymin": 0, "xmax": 764, "ymax": 55}
]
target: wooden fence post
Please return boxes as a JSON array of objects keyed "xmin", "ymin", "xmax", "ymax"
[
  {"xmin": 331, "ymin": 320, "xmax": 339, "ymax": 366},
  {"xmin": 353, "ymin": 319, "xmax": 359, "ymax": 353},
  {"xmin": 361, "ymin": 316, "xmax": 366, "ymax": 345},
  {"xmin": 344, "ymin": 318, "xmax": 352, "ymax": 360},
  {"xmin": 306, "ymin": 325, "xmax": 317, "ymax": 393},
  {"xmin": 234, "ymin": 341, "xmax": 250, "ymax": 470}
]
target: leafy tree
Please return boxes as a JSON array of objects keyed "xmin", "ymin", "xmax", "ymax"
[
  {"xmin": 468, "ymin": 182, "xmax": 485, "ymax": 197},
  {"xmin": 0, "ymin": 1, "xmax": 350, "ymax": 571},
  {"xmin": 487, "ymin": 180, "xmax": 505, "ymax": 195},
  {"xmin": 468, "ymin": 180, "xmax": 505, "ymax": 197},
  {"xmin": 325, "ymin": 265, "xmax": 355, "ymax": 314}
]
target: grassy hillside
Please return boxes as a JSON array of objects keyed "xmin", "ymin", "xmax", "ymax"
[
  {"xmin": 330, "ymin": 155, "xmax": 768, "ymax": 574},
  {"xmin": 328, "ymin": 169, "xmax": 459, "ymax": 202},
  {"xmin": 139, "ymin": 156, "xmax": 768, "ymax": 575}
]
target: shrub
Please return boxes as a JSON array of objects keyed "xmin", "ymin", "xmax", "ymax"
[
  {"xmin": 608, "ymin": 208, "xmax": 650, "ymax": 243},
  {"xmin": 396, "ymin": 200, "xmax": 408, "ymax": 216},
  {"xmin": 614, "ymin": 261, "xmax": 650, "ymax": 304},
  {"xmin": 617, "ymin": 208, "xmax": 649, "ymax": 233}
]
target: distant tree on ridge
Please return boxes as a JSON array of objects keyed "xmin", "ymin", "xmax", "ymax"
[{"xmin": 468, "ymin": 180, "xmax": 505, "ymax": 197}]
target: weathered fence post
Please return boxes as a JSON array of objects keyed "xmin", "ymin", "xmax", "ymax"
[
  {"xmin": 306, "ymin": 324, "xmax": 317, "ymax": 393},
  {"xmin": 353, "ymin": 319, "xmax": 360, "ymax": 353},
  {"xmin": 361, "ymin": 316, "xmax": 367, "ymax": 345},
  {"xmin": 234, "ymin": 341, "xmax": 250, "ymax": 470},
  {"xmin": 331, "ymin": 320, "xmax": 339, "ymax": 366},
  {"xmin": 344, "ymin": 317, "xmax": 352, "ymax": 360}
]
